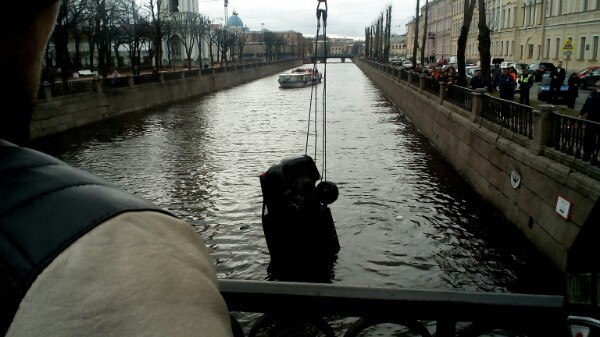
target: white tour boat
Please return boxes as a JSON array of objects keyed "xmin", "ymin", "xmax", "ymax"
[{"xmin": 278, "ymin": 68, "xmax": 322, "ymax": 88}]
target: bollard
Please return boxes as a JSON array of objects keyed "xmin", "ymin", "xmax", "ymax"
[
  {"xmin": 180, "ymin": 70, "xmax": 185, "ymax": 80},
  {"xmin": 419, "ymin": 74, "xmax": 426, "ymax": 93},
  {"xmin": 93, "ymin": 78, "xmax": 103, "ymax": 95},
  {"xmin": 127, "ymin": 75, "xmax": 134, "ymax": 88},
  {"xmin": 471, "ymin": 88, "xmax": 487, "ymax": 122},
  {"xmin": 159, "ymin": 73, "xmax": 165, "ymax": 84},
  {"xmin": 530, "ymin": 104, "xmax": 554, "ymax": 155},
  {"xmin": 439, "ymin": 82, "xmax": 447, "ymax": 104},
  {"xmin": 42, "ymin": 82, "xmax": 52, "ymax": 100}
]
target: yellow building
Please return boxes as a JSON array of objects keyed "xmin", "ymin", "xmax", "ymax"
[{"xmin": 444, "ymin": 0, "xmax": 600, "ymax": 71}]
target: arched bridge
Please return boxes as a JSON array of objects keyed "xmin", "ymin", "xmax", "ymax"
[{"xmin": 310, "ymin": 54, "xmax": 355, "ymax": 63}]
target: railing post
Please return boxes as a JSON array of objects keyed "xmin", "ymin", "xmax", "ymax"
[
  {"xmin": 127, "ymin": 75, "xmax": 134, "ymax": 88},
  {"xmin": 530, "ymin": 104, "xmax": 554, "ymax": 155},
  {"xmin": 93, "ymin": 78, "xmax": 103, "ymax": 94},
  {"xmin": 419, "ymin": 75, "xmax": 426, "ymax": 93},
  {"xmin": 471, "ymin": 88, "xmax": 487, "ymax": 122},
  {"xmin": 159, "ymin": 73, "xmax": 165, "ymax": 84},
  {"xmin": 42, "ymin": 83, "xmax": 52, "ymax": 100},
  {"xmin": 408, "ymin": 71, "xmax": 413, "ymax": 86},
  {"xmin": 439, "ymin": 82, "xmax": 447, "ymax": 104},
  {"xmin": 180, "ymin": 70, "xmax": 185, "ymax": 80}
]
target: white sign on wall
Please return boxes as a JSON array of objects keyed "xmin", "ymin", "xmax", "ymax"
[{"xmin": 555, "ymin": 195, "xmax": 572, "ymax": 220}]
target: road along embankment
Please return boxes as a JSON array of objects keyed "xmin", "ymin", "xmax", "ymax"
[
  {"xmin": 357, "ymin": 58, "xmax": 600, "ymax": 274},
  {"xmin": 32, "ymin": 59, "xmax": 303, "ymax": 139}
]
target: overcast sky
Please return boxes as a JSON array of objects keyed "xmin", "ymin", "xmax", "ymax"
[{"xmin": 195, "ymin": 0, "xmax": 417, "ymax": 40}]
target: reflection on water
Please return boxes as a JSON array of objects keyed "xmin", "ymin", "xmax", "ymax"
[{"xmin": 31, "ymin": 62, "xmax": 562, "ymax": 294}]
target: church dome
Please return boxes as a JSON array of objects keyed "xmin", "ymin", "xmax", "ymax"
[{"xmin": 227, "ymin": 11, "xmax": 243, "ymax": 27}]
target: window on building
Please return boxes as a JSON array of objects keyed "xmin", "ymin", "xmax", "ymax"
[
  {"xmin": 528, "ymin": 44, "xmax": 534, "ymax": 58},
  {"xmin": 547, "ymin": 0, "xmax": 552, "ymax": 16},
  {"xmin": 558, "ymin": 0, "xmax": 563, "ymax": 15},
  {"xmin": 545, "ymin": 38, "xmax": 551, "ymax": 58},
  {"xmin": 555, "ymin": 38, "xmax": 560, "ymax": 58},
  {"xmin": 582, "ymin": 0, "xmax": 589, "ymax": 11},
  {"xmin": 520, "ymin": 45, "xmax": 524, "ymax": 59},
  {"xmin": 593, "ymin": 36, "xmax": 599, "ymax": 60},
  {"xmin": 580, "ymin": 36, "xmax": 587, "ymax": 59}
]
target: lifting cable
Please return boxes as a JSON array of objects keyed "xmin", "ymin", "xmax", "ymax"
[{"xmin": 305, "ymin": 0, "xmax": 328, "ymax": 181}]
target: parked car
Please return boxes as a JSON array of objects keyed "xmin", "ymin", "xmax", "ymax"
[
  {"xmin": 514, "ymin": 63, "xmax": 529, "ymax": 76},
  {"xmin": 402, "ymin": 60, "xmax": 413, "ymax": 68},
  {"xmin": 579, "ymin": 68, "xmax": 600, "ymax": 89},
  {"xmin": 537, "ymin": 73, "xmax": 569, "ymax": 102},
  {"xmin": 390, "ymin": 57, "xmax": 403, "ymax": 66},
  {"xmin": 577, "ymin": 66, "xmax": 600, "ymax": 78},
  {"xmin": 528, "ymin": 61, "xmax": 556, "ymax": 82},
  {"xmin": 500, "ymin": 60, "xmax": 515, "ymax": 69},
  {"xmin": 465, "ymin": 66, "xmax": 480, "ymax": 82}
]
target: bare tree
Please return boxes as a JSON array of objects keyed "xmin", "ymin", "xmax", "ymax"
[
  {"xmin": 171, "ymin": 12, "xmax": 203, "ymax": 68},
  {"xmin": 384, "ymin": 5, "xmax": 392, "ymax": 62},
  {"xmin": 191, "ymin": 15, "xmax": 210, "ymax": 66},
  {"xmin": 457, "ymin": 0, "xmax": 477, "ymax": 85},
  {"xmin": 237, "ymin": 31, "xmax": 246, "ymax": 63},
  {"xmin": 144, "ymin": 0, "xmax": 169, "ymax": 69},
  {"xmin": 420, "ymin": 0, "xmax": 429, "ymax": 65},
  {"xmin": 477, "ymin": 0, "xmax": 491, "ymax": 90},
  {"xmin": 412, "ymin": 0, "xmax": 420, "ymax": 67},
  {"xmin": 50, "ymin": 0, "xmax": 87, "ymax": 82}
]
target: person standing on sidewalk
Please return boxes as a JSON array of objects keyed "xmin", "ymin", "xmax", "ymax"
[
  {"xmin": 578, "ymin": 80, "xmax": 600, "ymax": 162},
  {"xmin": 499, "ymin": 68, "xmax": 516, "ymax": 101},
  {"xmin": 518, "ymin": 70, "xmax": 534, "ymax": 105},
  {"xmin": 567, "ymin": 73, "xmax": 580, "ymax": 109},
  {"xmin": 550, "ymin": 61, "xmax": 566, "ymax": 104}
]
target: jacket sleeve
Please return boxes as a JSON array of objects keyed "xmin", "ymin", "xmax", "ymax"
[{"xmin": 7, "ymin": 211, "xmax": 233, "ymax": 337}]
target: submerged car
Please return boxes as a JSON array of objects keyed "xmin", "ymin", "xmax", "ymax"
[{"xmin": 537, "ymin": 73, "xmax": 569, "ymax": 102}]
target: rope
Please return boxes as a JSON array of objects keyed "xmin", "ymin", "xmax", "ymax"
[{"xmin": 304, "ymin": 0, "xmax": 328, "ymax": 181}]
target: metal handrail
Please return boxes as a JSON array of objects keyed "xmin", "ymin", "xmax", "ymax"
[
  {"xmin": 220, "ymin": 279, "xmax": 566, "ymax": 337},
  {"xmin": 481, "ymin": 94, "xmax": 534, "ymax": 139}
]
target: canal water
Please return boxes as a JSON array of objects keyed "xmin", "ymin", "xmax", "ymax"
[{"xmin": 32, "ymin": 62, "xmax": 562, "ymax": 295}]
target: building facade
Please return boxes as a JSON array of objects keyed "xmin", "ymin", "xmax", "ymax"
[{"xmin": 413, "ymin": 0, "xmax": 600, "ymax": 71}]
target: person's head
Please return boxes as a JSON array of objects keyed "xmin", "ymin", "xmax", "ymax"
[
  {"xmin": 596, "ymin": 80, "xmax": 600, "ymax": 92},
  {"xmin": 475, "ymin": 70, "xmax": 481, "ymax": 77},
  {"xmin": 557, "ymin": 61, "xmax": 562, "ymax": 68},
  {"xmin": 502, "ymin": 68, "xmax": 508, "ymax": 74},
  {"xmin": 1, "ymin": 1, "xmax": 59, "ymax": 144}
]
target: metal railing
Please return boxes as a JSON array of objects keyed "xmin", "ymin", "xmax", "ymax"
[
  {"xmin": 400, "ymin": 69, "xmax": 409, "ymax": 82},
  {"xmin": 133, "ymin": 73, "xmax": 161, "ymax": 85},
  {"xmin": 446, "ymin": 84, "xmax": 474, "ymax": 112},
  {"xmin": 550, "ymin": 113, "xmax": 600, "ymax": 166},
  {"xmin": 38, "ymin": 59, "xmax": 299, "ymax": 99},
  {"xmin": 481, "ymin": 94, "xmax": 534, "ymax": 139},
  {"xmin": 220, "ymin": 279, "xmax": 566, "ymax": 337},
  {"xmin": 424, "ymin": 76, "xmax": 440, "ymax": 95}
]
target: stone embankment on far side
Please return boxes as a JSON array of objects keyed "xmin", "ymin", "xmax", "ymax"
[
  {"xmin": 357, "ymin": 57, "xmax": 600, "ymax": 274},
  {"xmin": 32, "ymin": 59, "xmax": 303, "ymax": 139}
]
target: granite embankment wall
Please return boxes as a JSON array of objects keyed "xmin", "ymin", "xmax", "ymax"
[
  {"xmin": 356, "ymin": 58, "xmax": 600, "ymax": 273},
  {"xmin": 31, "ymin": 59, "xmax": 303, "ymax": 139}
]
